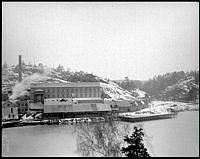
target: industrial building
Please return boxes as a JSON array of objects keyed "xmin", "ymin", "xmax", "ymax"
[
  {"xmin": 28, "ymin": 82, "xmax": 110, "ymax": 115},
  {"xmin": 28, "ymin": 81, "xmax": 146, "ymax": 117},
  {"xmin": 30, "ymin": 82, "xmax": 102, "ymax": 99}
]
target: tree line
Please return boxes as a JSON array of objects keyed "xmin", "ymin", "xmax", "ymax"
[{"xmin": 116, "ymin": 70, "xmax": 199, "ymax": 98}]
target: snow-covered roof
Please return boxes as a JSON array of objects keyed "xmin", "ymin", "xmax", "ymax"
[
  {"xmin": 31, "ymin": 82, "xmax": 101, "ymax": 88},
  {"xmin": 44, "ymin": 103, "xmax": 111, "ymax": 113}
]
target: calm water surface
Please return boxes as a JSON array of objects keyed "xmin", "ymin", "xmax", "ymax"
[{"xmin": 2, "ymin": 111, "xmax": 199, "ymax": 157}]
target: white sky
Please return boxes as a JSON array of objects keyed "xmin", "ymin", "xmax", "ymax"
[{"xmin": 2, "ymin": 2, "xmax": 199, "ymax": 80}]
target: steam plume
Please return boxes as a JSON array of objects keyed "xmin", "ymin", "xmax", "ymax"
[{"xmin": 9, "ymin": 73, "xmax": 48, "ymax": 100}]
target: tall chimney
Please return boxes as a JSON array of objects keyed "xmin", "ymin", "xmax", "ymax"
[{"xmin": 19, "ymin": 55, "xmax": 22, "ymax": 82}]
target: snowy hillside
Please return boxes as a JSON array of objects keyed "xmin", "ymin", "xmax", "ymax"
[
  {"xmin": 2, "ymin": 64, "xmax": 150, "ymax": 105},
  {"xmin": 161, "ymin": 76, "xmax": 199, "ymax": 101},
  {"xmin": 100, "ymin": 82, "xmax": 136, "ymax": 100}
]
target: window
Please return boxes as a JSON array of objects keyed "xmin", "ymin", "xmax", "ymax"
[
  {"xmin": 8, "ymin": 114, "xmax": 11, "ymax": 118},
  {"xmin": 13, "ymin": 114, "xmax": 15, "ymax": 118},
  {"xmin": 11, "ymin": 108, "xmax": 13, "ymax": 113},
  {"xmin": 7, "ymin": 104, "xmax": 10, "ymax": 106}
]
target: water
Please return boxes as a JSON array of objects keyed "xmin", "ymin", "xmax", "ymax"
[{"xmin": 2, "ymin": 111, "xmax": 199, "ymax": 157}]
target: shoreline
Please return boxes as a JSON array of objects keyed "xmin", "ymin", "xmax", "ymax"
[{"xmin": 2, "ymin": 109, "xmax": 198, "ymax": 129}]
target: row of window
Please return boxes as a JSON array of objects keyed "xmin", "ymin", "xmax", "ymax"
[
  {"xmin": 34, "ymin": 87, "xmax": 100, "ymax": 94},
  {"xmin": 4, "ymin": 102, "xmax": 29, "ymax": 108},
  {"xmin": 8, "ymin": 114, "xmax": 16, "ymax": 118},
  {"xmin": 17, "ymin": 103, "xmax": 28, "ymax": 107},
  {"xmin": 45, "ymin": 92, "xmax": 100, "ymax": 98}
]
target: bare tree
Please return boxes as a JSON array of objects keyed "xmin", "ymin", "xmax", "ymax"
[{"xmin": 74, "ymin": 120, "xmax": 131, "ymax": 157}]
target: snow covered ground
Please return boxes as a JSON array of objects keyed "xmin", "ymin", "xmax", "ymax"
[
  {"xmin": 149, "ymin": 101, "xmax": 199, "ymax": 113},
  {"xmin": 120, "ymin": 100, "xmax": 199, "ymax": 117}
]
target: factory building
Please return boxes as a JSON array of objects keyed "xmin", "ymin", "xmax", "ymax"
[
  {"xmin": 27, "ymin": 82, "xmax": 147, "ymax": 117},
  {"xmin": 29, "ymin": 82, "xmax": 105, "ymax": 112},
  {"xmin": 30, "ymin": 82, "xmax": 102, "ymax": 99}
]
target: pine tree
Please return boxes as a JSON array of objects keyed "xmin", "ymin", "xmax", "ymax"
[{"xmin": 121, "ymin": 126, "xmax": 151, "ymax": 157}]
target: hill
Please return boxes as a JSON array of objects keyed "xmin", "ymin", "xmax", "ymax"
[
  {"xmin": 160, "ymin": 76, "xmax": 199, "ymax": 101},
  {"xmin": 2, "ymin": 63, "xmax": 149, "ymax": 104}
]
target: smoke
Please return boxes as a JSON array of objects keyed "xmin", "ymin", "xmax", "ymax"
[{"xmin": 9, "ymin": 73, "xmax": 48, "ymax": 100}]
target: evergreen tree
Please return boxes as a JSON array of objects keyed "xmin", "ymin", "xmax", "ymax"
[{"xmin": 121, "ymin": 126, "xmax": 151, "ymax": 157}]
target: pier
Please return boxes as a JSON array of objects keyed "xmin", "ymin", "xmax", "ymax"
[
  {"xmin": 2, "ymin": 120, "xmax": 21, "ymax": 128},
  {"xmin": 118, "ymin": 112, "xmax": 177, "ymax": 123}
]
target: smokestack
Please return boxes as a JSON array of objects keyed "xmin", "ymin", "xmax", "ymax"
[{"xmin": 19, "ymin": 55, "xmax": 22, "ymax": 82}]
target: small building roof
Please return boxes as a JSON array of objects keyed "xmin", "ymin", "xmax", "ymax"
[
  {"xmin": 96, "ymin": 103, "xmax": 112, "ymax": 111},
  {"xmin": 115, "ymin": 100, "xmax": 131, "ymax": 107},
  {"xmin": 2, "ymin": 100, "xmax": 18, "ymax": 107},
  {"xmin": 44, "ymin": 103, "xmax": 111, "ymax": 113},
  {"xmin": 34, "ymin": 89, "xmax": 44, "ymax": 92}
]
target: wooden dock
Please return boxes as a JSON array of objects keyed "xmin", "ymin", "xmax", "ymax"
[
  {"xmin": 119, "ymin": 112, "xmax": 177, "ymax": 123},
  {"xmin": 2, "ymin": 120, "xmax": 21, "ymax": 128}
]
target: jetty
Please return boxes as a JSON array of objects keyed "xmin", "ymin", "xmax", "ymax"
[
  {"xmin": 118, "ymin": 112, "xmax": 177, "ymax": 123},
  {"xmin": 2, "ymin": 120, "xmax": 21, "ymax": 128}
]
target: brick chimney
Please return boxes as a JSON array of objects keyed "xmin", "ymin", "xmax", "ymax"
[{"xmin": 19, "ymin": 55, "xmax": 22, "ymax": 82}]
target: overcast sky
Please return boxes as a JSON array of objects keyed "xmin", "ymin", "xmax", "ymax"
[{"xmin": 2, "ymin": 2, "xmax": 199, "ymax": 80}]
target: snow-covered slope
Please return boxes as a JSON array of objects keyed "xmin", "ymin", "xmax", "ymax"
[
  {"xmin": 165, "ymin": 76, "xmax": 198, "ymax": 92},
  {"xmin": 100, "ymin": 82, "xmax": 136, "ymax": 100},
  {"xmin": 2, "ymin": 64, "xmax": 150, "ymax": 105},
  {"xmin": 161, "ymin": 76, "xmax": 199, "ymax": 100}
]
